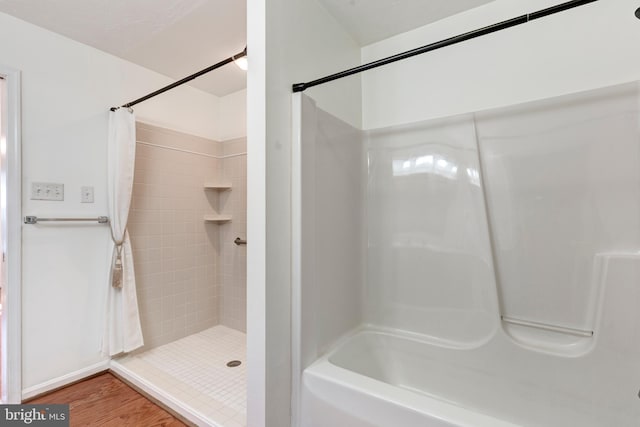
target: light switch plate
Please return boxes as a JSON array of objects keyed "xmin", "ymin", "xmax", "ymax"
[
  {"xmin": 31, "ymin": 182, "xmax": 64, "ymax": 201},
  {"xmin": 81, "ymin": 186, "xmax": 94, "ymax": 203}
]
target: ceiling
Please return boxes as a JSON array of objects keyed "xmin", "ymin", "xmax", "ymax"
[
  {"xmin": 0, "ymin": 0, "xmax": 247, "ymax": 97},
  {"xmin": 318, "ymin": 0, "xmax": 496, "ymax": 46},
  {"xmin": 0, "ymin": 0, "xmax": 495, "ymax": 96}
]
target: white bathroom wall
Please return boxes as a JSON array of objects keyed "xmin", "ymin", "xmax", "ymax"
[
  {"xmin": 246, "ymin": 2, "xmax": 267, "ymax": 425},
  {"xmin": 0, "ymin": 11, "xmax": 232, "ymax": 396},
  {"xmin": 248, "ymin": 0, "xmax": 362, "ymax": 425},
  {"xmin": 362, "ymin": 0, "xmax": 640, "ymax": 129},
  {"xmin": 219, "ymin": 89, "xmax": 247, "ymax": 141}
]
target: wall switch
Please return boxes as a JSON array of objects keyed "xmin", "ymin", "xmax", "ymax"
[
  {"xmin": 31, "ymin": 182, "xmax": 64, "ymax": 201},
  {"xmin": 81, "ymin": 186, "xmax": 94, "ymax": 203}
]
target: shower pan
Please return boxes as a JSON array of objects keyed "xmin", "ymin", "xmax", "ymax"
[{"xmin": 292, "ymin": 82, "xmax": 640, "ymax": 426}]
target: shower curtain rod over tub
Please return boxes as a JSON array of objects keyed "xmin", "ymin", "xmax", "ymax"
[
  {"xmin": 292, "ymin": 0, "xmax": 601, "ymax": 93},
  {"xmin": 110, "ymin": 47, "xmax": 247, "ymax": 111}
]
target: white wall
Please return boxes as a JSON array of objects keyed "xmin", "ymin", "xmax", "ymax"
[
  {"xmin": 246, "ymin": 0, "xmax": 362, "ymax": 425},
  {"xmin": 362, "ymin": 0, "xmax": 640, "ymax": 129},
  {"xmin": 0, "ymin": 11, "xmax": 238, "ymax": 394},
  {"xmin": 219, "ymin": 89, "xmax": 247, "ymax": 141},
  {"xmin": 246, "ymin": 0, "xmax": 266, "ymax": 424}
]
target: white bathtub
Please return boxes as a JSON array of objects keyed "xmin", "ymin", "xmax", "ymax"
[
  {"xmin": 301, "ymin": 323, "xmax": 640, "ymax": 427},
  {"xmin": 301, "ymin": 330, "xmax": 514, "ymax": 427}
]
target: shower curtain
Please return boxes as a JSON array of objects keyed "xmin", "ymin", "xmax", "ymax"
[{"xmin": 102, "ymin": 108, "xmax": 143, "ymax": 356}]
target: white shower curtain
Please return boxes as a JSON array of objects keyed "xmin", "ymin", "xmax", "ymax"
[{"xmin": 102, "ymin": 108, "xmax": 143, "ymax": 356}]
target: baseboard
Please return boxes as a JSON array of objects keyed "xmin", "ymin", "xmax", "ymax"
[
  {"xmin": 110, "ymin": 361, "xmax": 219, "ymax": 427},
  {"xmin": 21, "ymin": 360, "xmax": 110, "ymax": 401}
]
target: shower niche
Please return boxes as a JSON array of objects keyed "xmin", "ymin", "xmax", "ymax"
[{"xmin": 204, "ymin": 181, "xmax": 233, "ymax": 223}]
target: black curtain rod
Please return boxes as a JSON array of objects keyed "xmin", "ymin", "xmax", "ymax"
[
  {"xmin": 292, "ymin": 0, "xmax": 600, "ymax": 93},
  {"xmin": 111, "ymin": 47, "xmax": 247, "ymax": 111}
]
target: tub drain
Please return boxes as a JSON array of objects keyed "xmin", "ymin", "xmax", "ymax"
[{"xmin": 226, "ymin": 360, "xmax": 242, "ymax": 367}]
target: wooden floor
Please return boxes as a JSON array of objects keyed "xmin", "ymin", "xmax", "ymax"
[{"xmin": 30, "ymin": 372, "xmax": 187, "ymax": 427}]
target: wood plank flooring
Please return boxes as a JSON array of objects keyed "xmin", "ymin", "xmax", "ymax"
[{"xmin": 29, "ymin": 372, "xmax": 187, "ymax": 427}]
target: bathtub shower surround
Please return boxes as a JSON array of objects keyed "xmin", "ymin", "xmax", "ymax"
[
  {"xmin": 367, "ymin": 113, "xmax": 495, "ymax": 346},
  {"xmin": 295, "ymin": 82, "xmax": 640, "ymax": 427}
]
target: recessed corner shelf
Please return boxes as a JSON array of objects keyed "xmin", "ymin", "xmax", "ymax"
[
  {"xmin": 204, "ymin": 215, "xmax": 232, "ymax": 223},
  {"xmin": 204, "ymin": 183, "xmax": 232, "ymax": 191}
]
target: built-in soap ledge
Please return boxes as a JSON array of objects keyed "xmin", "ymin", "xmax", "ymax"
[
  {"xmin": 501, "ymin": 315, "xmax": 594, "ymax": 356},
  {"xmin": 204, "ymin": 215, "xmax": 232, "ymax": 223},
  {"xmin": 501, "ymin": 316, "xmax": 593, "ymax": 337},
  {"xmin": 204, "ymin": 183, "xmax": 232, "ymax": 190}
]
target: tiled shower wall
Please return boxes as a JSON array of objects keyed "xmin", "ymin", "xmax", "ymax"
[
  {"xmin": 129, "ymin": 123, "xmax": 247, "ymax": 350},
  {"xmin": 220, "ymin": 138, "xmax": 247, "ymax": 332},
  {"xmin": 129, "ymin": 123, "xmax": 223, "ymax": 350}
]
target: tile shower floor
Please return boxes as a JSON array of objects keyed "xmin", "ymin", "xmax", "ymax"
[{"xmin": 114, "ymin": 325, "xmax": 246, "ymax": 427}]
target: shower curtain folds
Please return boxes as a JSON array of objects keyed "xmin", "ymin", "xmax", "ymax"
[{"xmin": 103, "ymin": 108, "xmax": 143, "ymax": 356}]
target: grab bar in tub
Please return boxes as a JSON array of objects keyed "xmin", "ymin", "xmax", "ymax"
[{"xmin": 501, "ymin": 315, "xmax": 593, "ymax": 337}]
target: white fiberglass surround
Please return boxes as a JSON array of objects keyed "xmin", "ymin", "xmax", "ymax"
[{"xmin": 293, "ymin": 82, "xmax": 640, "ymax": 427}]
